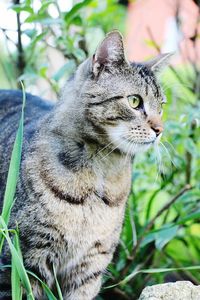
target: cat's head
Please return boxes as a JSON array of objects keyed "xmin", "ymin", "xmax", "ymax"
[{"xmin": 70, "ymin": 31, "xmax": 172, "ymax": 156}]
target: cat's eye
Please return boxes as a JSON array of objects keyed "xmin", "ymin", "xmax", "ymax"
[{"xmin": 128, "ymin": 95, "xmax": 142, "ymax": 109}]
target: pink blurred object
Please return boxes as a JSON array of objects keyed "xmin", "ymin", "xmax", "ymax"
[{"xmin": 125, "ymin": 0, "xmax": 200, "ymax": 64}]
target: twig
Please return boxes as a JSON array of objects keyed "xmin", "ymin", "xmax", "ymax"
[
  {"xmin": 14, "ymin": 0, "xmax": 25, "ymax": 84},
  {"xmin": 120, "ymin": 185, "xmax": 193, "ymax": 278},
  {"xmin": 144, "ymin": 185, "xmax": 192, "ymax": 231}
]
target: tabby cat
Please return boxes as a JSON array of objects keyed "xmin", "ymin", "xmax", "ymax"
[{"xmin": 0, "ymin": 31, "xmax": 171, "ymax": 299}]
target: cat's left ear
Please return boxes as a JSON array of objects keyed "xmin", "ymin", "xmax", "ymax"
[
  {"xmin": 92, "ymin": 30, "xmax": 127, "ymax": 77},
  {"xmin": 146, "ymin": 53, "xmax": 173, "ymax": 73}
]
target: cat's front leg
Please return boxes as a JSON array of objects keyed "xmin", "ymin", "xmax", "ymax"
[
  {"xmin": 65, "ymin": 274, "xmax": 102, "ymax": 300},
  {"xmin": 62, "ymin": 243, "xmax": 114, "ymax": 300}
]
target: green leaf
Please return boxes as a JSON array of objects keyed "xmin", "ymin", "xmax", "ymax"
[
  {"xmin": 105, "ymin": 265, "xmax": 200, "ymax": 289},
  {"xmin": 52, "ymin": 60, "xmax": 76, "ymax": 81},
  {"xmin": 73, "ymin": 48, "xmax": 86, "ymax": 62},
  {"xmin": 23, "ymin": 29, "xmax": 37, "ymax": 39},
  {"xmin": 25, "ymin": 13, "xmax": 49, "ymax": 23},
  {"xmin": 0, "ymin": 217, "xmax": 34, "ymax": 299},
  {"xmin": 141, "ymin": 225, "xmax": 179, "ymax": 250},
  {"xmin": 1, "ymin": 82, "xmax": 25, "ymax": 226},
  {"xmin": 12, "ymin": 231, "xmax": 23, "ymax": 300},
  {"xmin": 27, "ymin": 271, "xmax": 57, "ymax": 300},
  {"xmin": 64, "ymin": 0, "xmax": 93, "ymax": 24},
  {"xmin": 53, "ymin": 264, "xmax": 63, "ymax": 300},
  {"xmin": 10, "ymin": 4, "xmax": 34, "ymax": 14},
  {"xmin": 184, "ymin": 138, "xmax": 198, "ymax": 156},
  {"xmin": 155, "ymin": 225, "xmax": 178, "ymax": 250},
  {"xmin": 176, "ymin": 189, "xmax": 200, "ymax": 203},
  {"xmin": 38, "ymin": 0, "xmax": 55, "ymax": 14},
  {"xmin": 177, "ymin": 209, "xmax": 200, "ymax": 225},
  {"xmin": 144, "ymin": 39, "xmax": 161, "ymax": 50}
]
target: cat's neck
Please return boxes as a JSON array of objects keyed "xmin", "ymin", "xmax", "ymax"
[{"xmin": 24, "ymin": 120, "xmax": 131, "ymax": 206}]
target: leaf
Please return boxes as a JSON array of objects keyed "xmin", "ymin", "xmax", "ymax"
[
  {"xmin": 0, "ymin": 217, "xmax": 34, "ymax": 299},
  {"xmin": 177, "ymin": 209, "xmax": 200, "ymax": 225},
  {"xmin": 38, "ymin": 0, "xmax": 55, "ymax": 14},
  {"xmin": 104, "ymin": 265, "xmax": 200, "ymax": 289},
  {"xmin": 0, "ymin": 82, "xmax": 25, "ymax": 227},
  {"xmin": 53, "ymin": 264, "xmax": 63, "ymax": 300},
  {"xmin": 27, "ymin": 271, "xmax": 57, "ymax": 300},
  {"xmin": 12, "ymin": 232, "xmax": 23, "ymax": 300},
  {"xmin": 52, "ymin": 60, "xmax": 76, "ymax": 81},
  {"xmin": 184, "ymin": 138, "xmax": 198, "ymax": 156},
  {"xmin": 64, "ymin": 0, "xmax": 93, "ymax": 24},
  {"xmin": 141, "ymin": 225, "xmax": 179, "ymax": 250},
  {"xmin": 73, "ymin": 48, "xmax": 86, "ymax": 62},
  {"xmin": 144, "ymin": 39, "xmax": 161, "ymax": 49},
  {"xmin": 23, "ymin": 29, "xmax": 37, "ymax": 39},
  {"xmin": 39, "ymin": 65, "xmax": 48, "ymax": 78},
  {"xmin": 155, "ymin": 225, "xmax": 178, "ymax": 250},
  {"xmin": 10, "ymin": 4, "xmax": 34, "ymax": 14},
  {"xmin": 25, "ymin": 13, "xmax": 49, "ymax": 23},
  {"xmin": 29, "ymin": 32, "xmax": 48, "ymax": 48},
  {"xmin": 176, "ymin": 189, "xmax": 200, "ymax": 203}
]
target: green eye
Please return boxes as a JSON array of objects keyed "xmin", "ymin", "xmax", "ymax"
[{"xmin": 128, "ymin": 95, "xmax": 142, "ymax": 109}]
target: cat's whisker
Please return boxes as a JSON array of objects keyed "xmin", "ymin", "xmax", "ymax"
[
  {"xmin": 99, "ymin": 139, "xmax": 126, "ymax": 161},
  {"xmin": 154, "ymin": 142, "xmax": 164, "ymax": 183},
  {"xmin": 94, "ymin": 131, "xmax": 129, "ymax": 157},
  {"xmin": 162, "ymin": 139, "xmax": 178, "ymax": 156},
  {"xmin": 95, "ymin": 141, "xmax": 115, "ymax": 157},
  {"xmin": 159, "ymin": 141, "xmax": 177, "ymax": 169},
  {"xmin": 124, "ymin": 139, "xmax": 135, "ymax": 166}
]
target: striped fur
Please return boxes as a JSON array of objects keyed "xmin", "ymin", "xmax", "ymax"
[{"xmin": 0, "ymin": 31, "xmax": 170, "ymax": 299}]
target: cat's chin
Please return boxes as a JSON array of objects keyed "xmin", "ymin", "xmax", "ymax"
[{"xmin": 116, "ymin": 140, "xmax": 154, "ymax": 156}]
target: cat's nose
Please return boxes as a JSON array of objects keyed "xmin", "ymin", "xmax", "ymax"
[
  {"xmin": 148, "ymin": 116, "xmax": 164, "ymax": 136},
  {"xmin": 151, "ymin": 125, "xmax": 164, "ymax": 136}
]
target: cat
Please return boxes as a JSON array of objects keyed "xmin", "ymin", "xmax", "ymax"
[{"xmin": 0, "ymin": 31, "xmax": 171, "ymax": 300}]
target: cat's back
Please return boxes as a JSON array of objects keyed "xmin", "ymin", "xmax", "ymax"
[{"xmin": 0, "ymin": 89, "xmax": 54, "ymax": 204}]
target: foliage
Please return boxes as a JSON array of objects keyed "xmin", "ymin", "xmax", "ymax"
[
  {"xmin": 0, "ymin": 1, "xmax": 200, "ymax": 300},
  {"xmin": 0, "ymin": 0, "xmax": 126, "ymax": 96}
]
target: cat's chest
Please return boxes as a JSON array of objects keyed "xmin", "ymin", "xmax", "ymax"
[
  {"xmin": 43, "ymin": 161, "xmax": 131, "ymax": 232},
  {"xmin": 98, "ymin": 163, "xmax": 132, "ymax": 206}
]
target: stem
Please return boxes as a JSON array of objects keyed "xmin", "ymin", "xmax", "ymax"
[
  {"xmin": 185, "ymin": 120, "xmax": 196, "ymax": 184},
  {"xmin": 14, "ymin": 0, "xmax": 25, "ymax": 86},
  {"xmin": 119, "ymin": 185, "xmax": 192, "ymax": 278}
]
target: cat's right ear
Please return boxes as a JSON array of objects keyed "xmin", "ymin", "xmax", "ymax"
[
  {"xmin": 92, "ymin": 30, "xmax": 126, "ymax": 77},
  {"xmin": 146, "ymin": 53, "xmax": 173, "ymax": 73}
]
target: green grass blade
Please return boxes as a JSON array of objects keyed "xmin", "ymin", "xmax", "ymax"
[
  {"xmin": 53, "ymin": 264, "xmax": 63, "ymax": 300},
  {"xmin": 0, "ymin": 217, "xmax": 35, "ymax": 300},
  {"xmin": 105, "ymin": 265, "xmax": 200, "ymax": 289},
  {"xmin": 177, "ymin": 209, "xmax": 200, "ymax": 225},
  {"xmin": 27, "ymin": 270, "xmax": 57, "ymax": 300},
  {"xmin": 1, "ymin": 82, "xmax": 25, "ymax": 223},
  {"xmin": 12, "ymin": 231, "xmax": 23, "ymax": 300}
]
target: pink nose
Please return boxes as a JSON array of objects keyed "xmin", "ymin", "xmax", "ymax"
[
  {"xmin": 147, "ymin": 116, "xmax": 164, "ymax": 136},
  {"xmin": 151, "ymin": 125, "xmax": 164, "ymax": 136}
]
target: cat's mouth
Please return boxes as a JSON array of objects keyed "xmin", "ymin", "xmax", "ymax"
[
  {"xmin": 111, "ymin": 137, "xmax": 156, "ymax": 156},
  {"xmin": 122, "ymin": 138, "xmax": 156, "ymax": 145},
  {"xmin": 135, "ymin": 140, "xmax": 155, "ymax": 145}
]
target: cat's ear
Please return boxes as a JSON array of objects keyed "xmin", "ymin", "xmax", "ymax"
[
  {"xmin": 146, "ymin": 53, "xmax": 173, "ymax": 73},
  {"xmin": 92, "ymin": 30, "xmax": 126, "ymax": 77}
]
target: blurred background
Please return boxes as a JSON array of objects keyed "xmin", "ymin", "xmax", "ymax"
[{"xmin": 0, "ymin": 1, "xmax": 200, "ymax": 299}]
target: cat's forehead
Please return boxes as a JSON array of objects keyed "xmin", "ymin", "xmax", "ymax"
[
  {"xmin": 134, "ymin": 64, "xmax": 162, "ymax": 99},
  {"xmin": 90, "ymin": 63, "xmax": 163, "ymax": 101}
]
